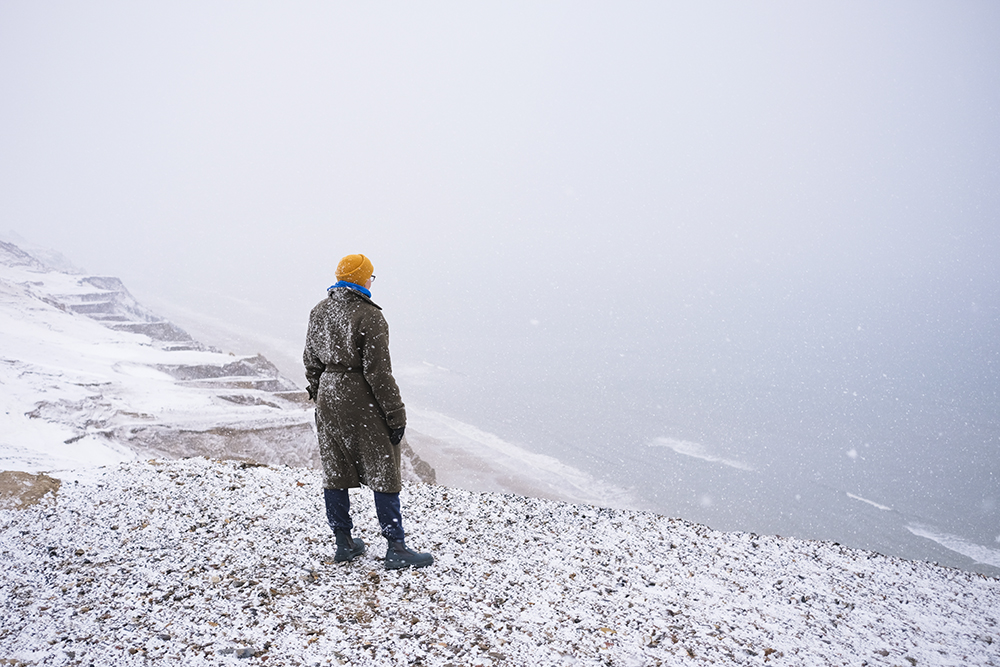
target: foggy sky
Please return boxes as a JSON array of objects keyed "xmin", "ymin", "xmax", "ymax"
[{"xmin": 2, "ymin": 2, "xmax": 998, "ymax": 449}]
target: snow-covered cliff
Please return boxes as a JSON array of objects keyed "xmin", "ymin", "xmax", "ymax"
[{"xmin": 0, "ymin": 240, "xmax": 434, "ymax": 477}]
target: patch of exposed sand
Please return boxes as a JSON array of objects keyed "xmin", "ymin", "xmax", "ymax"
[{"xmin": 0, "ymin": 470, "xmax": 60, "ymax": 509}]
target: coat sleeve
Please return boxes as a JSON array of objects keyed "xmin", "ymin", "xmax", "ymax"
[
  {"xmin": 302, "ymin": 311, "xmax": 326, "ymax": 401},
  {"xmin": 360, "ymin": 309, "xmax": 406, "ymax": 430}
]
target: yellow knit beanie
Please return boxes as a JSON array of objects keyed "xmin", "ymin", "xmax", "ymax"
[{"xmin": 335, "ymin": 254, "xmax": 374, "ymax": 286}]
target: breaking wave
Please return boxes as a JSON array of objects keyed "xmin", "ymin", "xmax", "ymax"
[
  {"xmin": 648, "ymin": 437, "xmax": 754, "ymax": 471},
  {"xmin": 906, "ymin": 524, "xmax": 1000, "ymax": 569}
]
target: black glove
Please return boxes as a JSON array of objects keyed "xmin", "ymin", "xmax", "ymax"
[
  {"xmin": 389, "ymin": 427, "xmax": 405, "ymax": 446},
  {"xmin": 306, "ymin": 385, "xmax": 317, "ymax": 401}
]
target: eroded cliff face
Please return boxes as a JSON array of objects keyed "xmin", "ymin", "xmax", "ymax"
[{"xmin": 0, "ymin": 240, "xmax": 434, "ymax": 484}]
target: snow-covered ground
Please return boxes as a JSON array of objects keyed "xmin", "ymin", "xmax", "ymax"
[{"xmin": 1, "ymin": 457, "xmax": 997, "ymax": 666}]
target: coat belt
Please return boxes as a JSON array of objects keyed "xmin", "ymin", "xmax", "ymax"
[{"xmin": 325, "ymin": 365, "xmax": 362, "ymax": 373}]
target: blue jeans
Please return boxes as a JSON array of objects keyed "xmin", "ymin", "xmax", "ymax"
[{"xmin": 324, "ymin": 488, "xmax": 404, "ymax": 542}]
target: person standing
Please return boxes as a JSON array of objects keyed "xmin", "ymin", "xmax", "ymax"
[{"xmin": 303, "ymin": 253, "xmax": 433, "ymax": 569}]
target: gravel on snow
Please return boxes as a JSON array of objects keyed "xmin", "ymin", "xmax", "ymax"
[{"xmin": 1, "ymin": 457, "xmax": 997, "ymax": 666}]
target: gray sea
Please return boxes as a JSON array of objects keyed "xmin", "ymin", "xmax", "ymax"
[{"xmin": 389, "ymin": 266, "xmax": 1000, "ymax": 577}]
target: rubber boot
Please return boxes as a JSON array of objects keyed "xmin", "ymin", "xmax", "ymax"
[
  {"xmin": 384, "ymin": 540, "xmax": 433, "ymax": 570},
  {"xmin": 334, "ymin": 531, "xmax": 366, "ymax": 563}
]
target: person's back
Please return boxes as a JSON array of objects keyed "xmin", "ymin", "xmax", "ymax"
[
  {"xmin": 306, "ymin": 288, "xmax": 373, "ymax": 372},
  {"xmin": 305, "ymin": 286, "xmax": 405, "ymax": 432}
]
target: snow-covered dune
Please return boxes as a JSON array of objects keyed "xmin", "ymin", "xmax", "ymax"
[
  {"xmin": 0, "ymin": 239, "xmax": 635, "ymax": 506},
  {"xmin": 0, "ymin": 239, "xmax": 320, "ymax": 473},
  {"xmin": 1, "ymin": 457, "xmax": 997, "ymax": 666}
]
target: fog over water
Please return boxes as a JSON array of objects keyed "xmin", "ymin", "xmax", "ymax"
[{"xmin": 2, "ymin": 2, "xmax": 999, "ymax": 572}]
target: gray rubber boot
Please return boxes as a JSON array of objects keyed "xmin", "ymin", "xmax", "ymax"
[
  {"xmin": 334, "ymin": 531, "xmax": 366, "ymax": 563},
  {"xmin": 384, "ymin": 540, "xmax": 433, "ymax": 570}
]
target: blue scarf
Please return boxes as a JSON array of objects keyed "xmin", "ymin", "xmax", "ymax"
[{"xmin": 329, "ymin": 280, "xmax": 371, "ymax": 298}]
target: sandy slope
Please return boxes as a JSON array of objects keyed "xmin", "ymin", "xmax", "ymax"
[{"xmin": 1, "ymin": 458, "xmax": 997, "ymax": 666}]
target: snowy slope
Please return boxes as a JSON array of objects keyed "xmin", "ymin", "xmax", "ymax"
[
  {"xmin": 0, "ymin": 240, "xmax": 316, "ymax": 473},
  {"xmin": 1, "ymin": 457, "xmax": 997, "ymax": 666}
]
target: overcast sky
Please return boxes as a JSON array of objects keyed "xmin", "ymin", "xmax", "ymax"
[{"xmin": 2, "ymin": 0, "xmax": 998, "ymax": 390}]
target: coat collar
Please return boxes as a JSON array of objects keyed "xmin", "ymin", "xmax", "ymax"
[
  {"xmin": 328, "ymin": 283, "xmax": 381, "ymax": 310},
  {"xmin": 329, "ymin": 280, "xmax": 371, "ymax": 298}
]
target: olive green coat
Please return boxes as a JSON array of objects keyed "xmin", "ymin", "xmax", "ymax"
[{"xmin": 304, "ymin": 287, "xmax": 406, "ymax": 493}]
